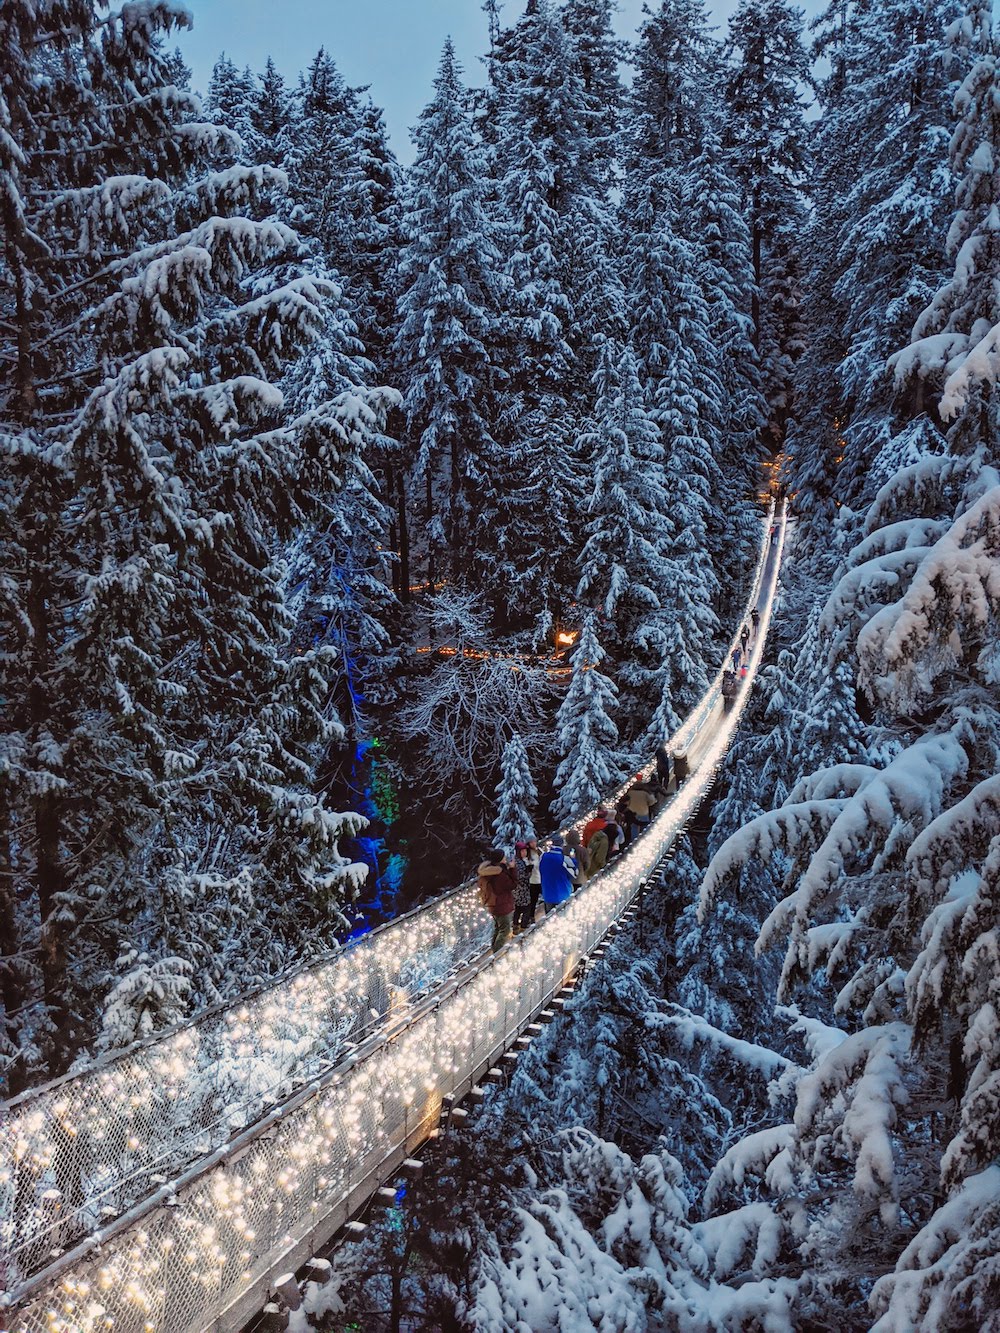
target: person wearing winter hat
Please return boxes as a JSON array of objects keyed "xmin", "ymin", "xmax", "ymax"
[
  {"xmin": 513, "ymin": 841, "xmax": 535, "ymax": 933},
  {"xmin": 539, "ymin": 834, "xmax": 575, "ymax": 912},
  {"xmin": 477, "ymin": 849, "xmax": 517, "ymax": 952}
]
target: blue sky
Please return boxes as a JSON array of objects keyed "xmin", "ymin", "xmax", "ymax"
[{"xmin": 178, "ymin": 0, "xmax": 810, "ymax": 162}]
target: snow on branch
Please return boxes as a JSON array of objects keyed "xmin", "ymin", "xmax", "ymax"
[
  {"xmin": 793, "ymin": 1021, "xmax": 911, "ymax": 1222},
  {"xmin": 785, "ymin": 763, "xmax": 880, "ymax": 805},
  {"xmin": 821, "ymin": 546, "xmax": 932, "ymax": 640},
  {"xmin": 904, "ymin": 772, "xmax": 1000, "ymax": 908},
  {"xmin": 699, "ymin": 797, "xmax": 847, "ymax": 922},
  {"xmin": 692, "ymin": 1202, "xmax": 786, "ymax": 1281},
  {"xmin": 703, "ymin": 1125, "xmax": 796, "ymax": 1214},
  {"xmin": 846, "ymin": 518, "xmax": 953, "ymax": 571},
  {"xmin": 856, "ymin": 480, "xmax": 1000, "ymax": 707},
  {"xmin": 863, "ymin": 455, "xmax": 973, "ymax": 535},
  {"xmin": 869, "ymin": 1165, "xmax": 1000, "ymax": 1331},
  {"xmin": 651, "ymin": 1005, "xmax": 799, "ymax": 1080},
  {"xmin": 755, "ymin": 733, "xmax": 968, "ymax": 982},
  {"xmin": 940, "ymin": 318, "xmax": 1000, "ymax": 420}
]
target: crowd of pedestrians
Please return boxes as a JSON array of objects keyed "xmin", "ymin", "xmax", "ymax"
[
  {"xmin": 477, "ymin": 604, "xmax": 767, "ymax": 952},
  {"xmin": 476, "ymin": 770, "xmax": 679, "ymax": 953},
  {"xmin": 722, "ymin": 606, "xmax": 760, "ymax": 711}
]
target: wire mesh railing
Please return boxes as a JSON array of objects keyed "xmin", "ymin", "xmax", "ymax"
[
  {"xmin": 1, "ymin": 503, "xmax": 781, "ymax": 1320},
  {"xmin": 4, "ymin": 505, "xmax": 785, "ymax": 1333}
]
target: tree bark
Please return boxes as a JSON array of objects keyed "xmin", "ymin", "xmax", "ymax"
[{"xmin": 397, "ymin": 468, "xmax": 410, "ymax": 604}]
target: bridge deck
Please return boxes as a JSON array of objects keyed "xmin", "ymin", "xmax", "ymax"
[{"xmin": 2, "ymin": 505, "xmax": 785, "ymax": 1333}]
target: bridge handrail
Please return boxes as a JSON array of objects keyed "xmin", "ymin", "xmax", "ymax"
[
  {"xmin": 0, "ymin": 502, "xmax": 778, "ymax": 1297},
  {"xmin": 4, "ymin": 506, "xmax": 786, "ymax": 1333}
]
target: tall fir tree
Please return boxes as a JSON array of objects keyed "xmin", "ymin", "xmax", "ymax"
[
  {"xmin": 486, "ymin": 0, "xmax": 590, "ymax": 635},
  {"xmin": 203, "ymin": 53, "xmax": 256, "ymax": 153},
  {"xmin": 394, "ymin": 38, "xmax": 505, "ymax": 590},
  {"xmin": 576, "ymin": 337, "xmax": 677, "ymax": 752},
  {"xmin": 722, "ymin": 0, "xmax": 811, "ymax": 447},
  {"xmin": 493, "ymin": 734, "xmax": 538, "ymax": 854},
  {"xmin": 787, "ymin": 0, "xmax": 958, "ymax": 544},
  {"xmin": 0, "ymin": 0, "xmax": 393, "ymax": 1082},
  {"xmin": 552, "ymin": 614, "xmax": 622, "ymax": 825}
]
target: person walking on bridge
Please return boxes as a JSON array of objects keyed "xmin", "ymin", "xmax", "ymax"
[
  {"xmin": 587, "ymin": 821, "xmax": 620, "ymax": 876},
  {"xmin": 626, "ymin": 775, "xmax": 656, "ymax": 842},
  {"xmin": 512, "ymin": 842, "xmax": 534, "ymax": 933},
  {"xmin": 565, "ymin": 827, "xmax": 590, "ymax": 886},
  {"xmin": 539, "ymin": 835, "xmax": 575, "ymax": 913},
  {"xmin": 478, "ymin": 850, "xmax": 517, "ymax": 952},
  {"xmin": 582, "ymin": 808, "xmax": 610, "ymax": 847}
]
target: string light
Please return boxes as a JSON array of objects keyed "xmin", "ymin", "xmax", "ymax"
[{"xmin": 11, "ymin": 512, "xmax": 780, "ymax": 1333}]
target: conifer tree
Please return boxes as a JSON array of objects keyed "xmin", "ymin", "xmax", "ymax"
[
  {"xmin": 695, "ymin": 6, "xmax": 1000, "ymax": 1313},
  {"xmin": 486, "ymin": 0, "xmax": 589, "ymax": 632},
  {"xmin": 394, "ymin": 39, "xmax": 504, "ymax": 588},
  {"xmin": 629, "ymin": 212, "xmax": 723, "ymax": 706},
  {"xmin": 560, "ymin": 0, "xmax": 624, "ymax": 193},
  {"xmin": 493, "ymin": 735, "xmax": 538, "ymax": 854},
  {"xmin": 627, "ymin": 0, "xmax": 718, "ymax": 176},
  {"xmin": 204, "ymin": 53, "xmax": 256, "ymax": 153},
  {"xmin": 0, "ymin": 0, "xmax": 392, "ymax": 1080},
  {"xmin": 251, "ymin": 57, "xmax": 294, "ymax": 167},
  {"xmin": 576, "ymin": 337, "xmax": 681, "ymax": 747},
  {"xmin": 551, "ymin": 614, "xmax": 622, "ymax": 825},
  {"xmin": 787, "ymin": 0, "xmax": 957, "ymax": 534},
  {"xmin": 722, "ymin": 0, "xmax": 811, "ymax": 443}
]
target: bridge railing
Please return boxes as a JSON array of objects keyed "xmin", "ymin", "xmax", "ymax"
[
  {"xmin": 0, "ymin": 880, "xmax": 498, "ymax": 1289},
  {"xmin": 1, "ymin": 503, "xmax": 779, "ymax": 1308},
  {"xmin": 6, "ymin": 627, "xmax": 777, "ymax": 1333}
]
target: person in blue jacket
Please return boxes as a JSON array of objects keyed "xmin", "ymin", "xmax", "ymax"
[{"xmin": 539, "ymin": 834, "xmax": 575, "ymax": 913}]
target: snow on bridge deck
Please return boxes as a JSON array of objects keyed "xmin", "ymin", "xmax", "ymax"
[{"xmin": 2, "ymin": 504, "xmax": 785, "ymax": 1333}]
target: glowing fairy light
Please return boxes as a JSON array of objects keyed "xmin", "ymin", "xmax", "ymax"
[{"xmin": 9, "ymin": 513, "xmax": 782, "ymax": 1333}]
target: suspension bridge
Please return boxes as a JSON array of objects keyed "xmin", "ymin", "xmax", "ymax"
[{"xmin": 1, "ymin": 503, "xmax": 786, "ymax": 1333}]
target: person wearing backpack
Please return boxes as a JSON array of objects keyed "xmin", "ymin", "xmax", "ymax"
[
  {"xmin": 565, "ymin": 827, "xmax": 590, "ymax": 886},
  {"xmin": 477, "ymin": 849, "xmax": 517, "ymax": 952},
  {"xmin": 588, "ymin": 822, "xmax": 621, "ymax": 876}
]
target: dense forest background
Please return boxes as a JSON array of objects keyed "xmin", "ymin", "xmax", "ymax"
[
  {"xmin": 1, "ymin": 0, "xmax": 777, "ymax": 1084},
  {"xmin": 2, "ymin": 0, "xmax": 999, "ymax": 1324}
]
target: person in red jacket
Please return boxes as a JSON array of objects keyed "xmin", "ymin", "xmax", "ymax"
[
  {"xmin": 582, "ymin": 807, "xmax": 610, "ymax": 847},
  {"xmin": 478, "ymin": 849, "xmax": 517, "ymax": 953}
]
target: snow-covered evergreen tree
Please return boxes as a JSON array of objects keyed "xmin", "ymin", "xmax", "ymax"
[
  {"xmin": 493, "ymin": 734, "xmax": 538, "ymax": 854},
  {"xmin": 629, "ymin": 212, "xmax": 723, "ymax": 727},
  {"xmin": 722, "ymin": 0, "xmax": 811, "ymax": 445},
  {"xmin": 627, "ymin": 0, "xmax": 718, "ymax": 176},
  {"xmin": 575, "ymin": 336, "xmax": 680, "ymax": 752},
  {"xmin": 486, "ymin": 0, "xmax": 589, "ymax": 634},
  {"xmin": 694, "ymin": 5, "xmax": 1000, "ymax": 1316},
  {"xmin": 551, "ymin": 613, "xmax": 622, "ymax": 825},
  {"xmin": 394, "ymin": 38, "xmax": 504, "ymax": 588},
  {"xmin": 203, "ymin": 53, "xmax": 256, "ymax": 153},
  {"xmin": 0, "ymin": 0, "xmax": 392, "ymax": 1082},
  {"xmin": 787, "ymin": 0, "xmax": 958, "ymax": 541}
]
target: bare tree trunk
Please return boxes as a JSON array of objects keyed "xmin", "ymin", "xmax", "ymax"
[
  {"xmin": 396, "ymin": 467, "xmax": 410, "ymax": 605},
  {"xmin": 0, "ymin": 788, "xmax": 29, "ymax": 1097},
  {"xmin": 27, "ymin": 557, "xmax": 73, "ymax": 1077},
  {"xmin": 425, "ymin": 471, "xmax": 435, "ymax": 589}
]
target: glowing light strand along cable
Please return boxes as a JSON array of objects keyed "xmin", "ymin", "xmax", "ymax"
[{"xmin": 3, "ymin": 510, "xmax": 786, "ymax": 1333}]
